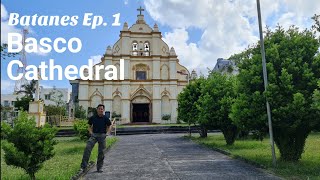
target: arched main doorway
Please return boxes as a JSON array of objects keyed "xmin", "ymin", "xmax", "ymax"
[{"xmin": 131, "ymin": 96, "xmax": 151, "ymax": 123}]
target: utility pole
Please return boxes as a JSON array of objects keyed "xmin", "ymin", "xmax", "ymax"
[
  {"xmin": 256, "ymin": 0, "xmax": 277, "ymax": 166},
  {"xmin": 14, "ymin": 28, "xmax": 29, "ymax": 94}
]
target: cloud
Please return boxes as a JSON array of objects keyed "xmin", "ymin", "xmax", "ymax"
[
  {"xmin": 163, "ymin": 29, "xmax": 204, "ymax": 69},
  {"xmin": 1, "ymin": 4, "xmax": 48, "ymax": 56},
  {"xmin": 1, "ymin": 4, "xmax": 20, "ymax": 44},
  {"xmin": 1, "ymin": 79, "xmax": 15, "ymax": 94},
  {"xmin": 144, "ymin": 0, "xmax": 320, "ymax": 75},
  {"xmin": 1, "ymin": 3, "xmax": 8, "ymax": 20}
]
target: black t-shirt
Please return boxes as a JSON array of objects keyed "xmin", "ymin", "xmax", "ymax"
[{"xmin": 88, "ymin": 115, "xmax": 112, "ymax": 133}]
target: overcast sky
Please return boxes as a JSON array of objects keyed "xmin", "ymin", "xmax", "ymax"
[{"xmin": 1, "ymin": 0, "xmax": 319, "ymax": 94}]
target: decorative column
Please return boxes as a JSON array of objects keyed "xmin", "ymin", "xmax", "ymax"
[
  {"xmin": 152, "ymin": 84, "xmax": 161, "ymax": 123},
  {"xmin": 28, "ymin": 80, "xmax": 46, "ymax": 127}
]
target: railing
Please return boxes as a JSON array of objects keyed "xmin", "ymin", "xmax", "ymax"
[{"xmin": 46, "ymin": 115, "xmax": 74, "ymax": 127}]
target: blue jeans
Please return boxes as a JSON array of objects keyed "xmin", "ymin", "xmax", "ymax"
[{"xmin": 81, "ymin": 133, "xmax": 107, "ymax": 170}]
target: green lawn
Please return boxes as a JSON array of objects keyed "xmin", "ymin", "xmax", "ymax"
[
  {"xmin": 1, "ymin": 136, "xmax": 117, "ymax": 180},
  {"xmin": 116, "ymin": 123, "xmax": 191, "ymax": 128},
  {"xmin": 55, "ymin": 123, "xmax": 191, "ymax": 129},
  {"xmin": 190, "ymin": 132, "xmax": 320, "ymax": 180}
]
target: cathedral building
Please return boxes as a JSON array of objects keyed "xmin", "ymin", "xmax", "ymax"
[{"xmin": 70, "ymin": 8, "xmax": 190, "ymax": 124}]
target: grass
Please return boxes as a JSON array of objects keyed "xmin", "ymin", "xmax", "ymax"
[
  {"xmin": 116, "ymin": 123, "xmax": 191, "ymax": 128},
  {"xmin": 190, "ymin": 132, "xmax": 320, "ymax": 180},
  {"xmin": 54, "ymin": 123, "xmax": 191, "ymax": 129},
  {"xmin": 1, "ymin": 136, "xmax": 117, "ymax": 180}
]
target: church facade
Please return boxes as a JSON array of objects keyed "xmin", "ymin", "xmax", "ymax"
[{"xmin": 70, "ymin": 9, "xmax": 190, "ymax": 124}]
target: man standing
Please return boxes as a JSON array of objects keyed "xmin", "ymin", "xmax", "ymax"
[{"xmin": 80, "ymin": 104, "xmax": 114, "ymax": 173}]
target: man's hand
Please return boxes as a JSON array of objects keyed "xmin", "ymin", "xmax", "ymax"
[{"xmin": 107, "ymin": 119, "xmax": 116, "ymax": 135}]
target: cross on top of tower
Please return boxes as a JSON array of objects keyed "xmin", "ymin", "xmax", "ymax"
[{"xmin": 137, "ymin": 6, "xmax": 144, "ymax": 15}]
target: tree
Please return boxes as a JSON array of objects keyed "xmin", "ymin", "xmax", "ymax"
[
  {"xmin": 75, "ymin": 105, "xmax": 87, "ymax": 119},
  {"xmin": 2, "ymin": 111, "xmax": 57, "ymax": 179},
  {"xmin": 44, "ymin": 105, "xmax": 67, "ymax": 116},
  {"xmin": 17, "ymin": 80, "xmax": 37, "ymax": 98},
  {"xmin": 312, "ymin": 14, "xmax": 320, "ymax": 32},
  {"xmin": 48, "ymin": 89, "xmax": 66, "ymax": 107},
  {"xmin": 88, "ymin": 107, "xmax": 97, "ymax": 117},
  {"xmin": 13, "ymin": 80, "xmax": 37, "ymax": 111},
  {"xmin": 197, "ymin": 73, "xmax": 238, "ymax": 145},
  {"xmin": 230, "ymin": 26, "xmax": 320, "ymax": 161},
  {"xmin": 14, "ymin": 96, "xmax": 33, "ymax": 111},
  {"xmin": 177, "ymin": 77, "xmax": 206, "ymax": 135},
  {"xmin": 312, "ymin": 81, "xmax": 320, "ymax": 131}
]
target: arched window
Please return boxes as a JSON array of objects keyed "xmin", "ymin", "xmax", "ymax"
[
  {"xmin": 135, "ymin": 64, "xmax": 148, "ymax": 80},
  {"xmin": 132, "ymin": 42, "xmax": 138, "ymax": 51},
  {"xmin": 144, "ymin": 42, "xmax": 150, "ymax": 56},
  {"xmin": 112, "ymin": 95, "xmax": 121, "ymax": 115},
  {"xmin": 161, "ymin": 95, "xmax": 171, "ymax": 116},
  {"xmin": 136, "ymin": 71, "xmax": 146, "ymax": 80},
  {"xmin": 132, "ymin": 42, "xmax": 138, "ymax": 56},
  {"xmin": 144, "ymin": 42, "xmax": 149, "ymax": 51}
]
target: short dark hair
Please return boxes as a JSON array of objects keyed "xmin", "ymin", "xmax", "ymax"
[{"xmin": 97, "ymin": 104, "xmax": 105, "ymax": 109}]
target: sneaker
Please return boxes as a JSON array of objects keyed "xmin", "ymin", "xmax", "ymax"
[
  {"xmin": 80, "ymin": 167, "xmax": 86, "ymax": 173},
  {"xmin": 97, "ymin": 169, "xmax": 103, "ymax": 173}
]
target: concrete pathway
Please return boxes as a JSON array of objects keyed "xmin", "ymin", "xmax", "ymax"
[{"xmin": 83, "ymin": 134, "xmax": 280, "ymax": 180}]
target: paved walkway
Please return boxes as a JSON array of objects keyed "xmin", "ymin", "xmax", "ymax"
[{"xmin": 83, "ymin": 134, "xmax": 280, "ymax": 180}]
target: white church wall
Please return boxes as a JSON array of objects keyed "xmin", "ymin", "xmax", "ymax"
[
  {"xmin": 78, "ymin": 83, "xmax": 89, "ymax": 101},
  {"xmin": 104, "ymin": 84, "xmax": 113, "ymax": 99},
  {"xmin": 169, "ymin": 60, "xmax": 177, "ymax": 79},
  {"xmin": 152, "ymin": 60, "xmax": 160, "ymax": 79},
  {"xmin": 124, "ymin": 58, "xmax": 130, "ymax": 79},
  {"xmin": 121, "ymin": 100, "xmax": 130, "ymax": 123},
  {"xmin": 170, "ymin": 100, "xmax": 178, "ymax": 123},
  {"xmin": 152, "ymin": 99, "xmax": 161, "ymax": 123}
]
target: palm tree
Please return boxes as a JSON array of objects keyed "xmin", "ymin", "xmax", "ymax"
[{"xmin": 17, "ymin": 80, "xmax": 37, "ymax": 99}]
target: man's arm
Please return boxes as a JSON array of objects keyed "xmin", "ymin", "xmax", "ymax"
[
  {"xmin": 88, "ymin": 125, "xmax": 93, "ymax": 135},
  {"xmin": 107, "ymin": 119, "xmax": 115, "ymax": 135}
]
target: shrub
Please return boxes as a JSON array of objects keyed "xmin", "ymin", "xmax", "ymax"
[
  {"xmin": 87, "ymin": 107, "xmax": 97, "ymax": 117},
  {"xmin": 1, "ymin": 121, "xmax": 12, "ymax": 139},
  {"xmin": 44, "ymin": 105, "xmax": 67, "ymax": 116},
  {"xmin": 112, "ymin": 111, "xmax": 121, "ymax": 121},
  {"xmin": 161, "ymin": 114, "xmax": 171, "ymax": 121},
  {"xmin": 74, "ymin": 119, "xmax": 89, "ymax": 140},
  {"xmin": 2, "ymin": 111, "xmax": 57, "ymax": 180}
]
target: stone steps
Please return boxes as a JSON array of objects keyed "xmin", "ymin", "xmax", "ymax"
[{"xmin": 56, "ymin": 126, "xmax": 219, "ymax": 137}]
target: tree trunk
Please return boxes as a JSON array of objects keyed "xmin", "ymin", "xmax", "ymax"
[
  {"xmin": 274, "ymin": 128, "xmax": 309, "ymax": 161},
  {"xmin": 222, "ymin": 125, "xmax": 238, "ymax": 145},
  {"xmin": 29, "ymin": 173, "xmax": 36, "ymax": 180},
  {"xmin": 199, "ymin": 126, "xmax": 207, "ymax": 138}
]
